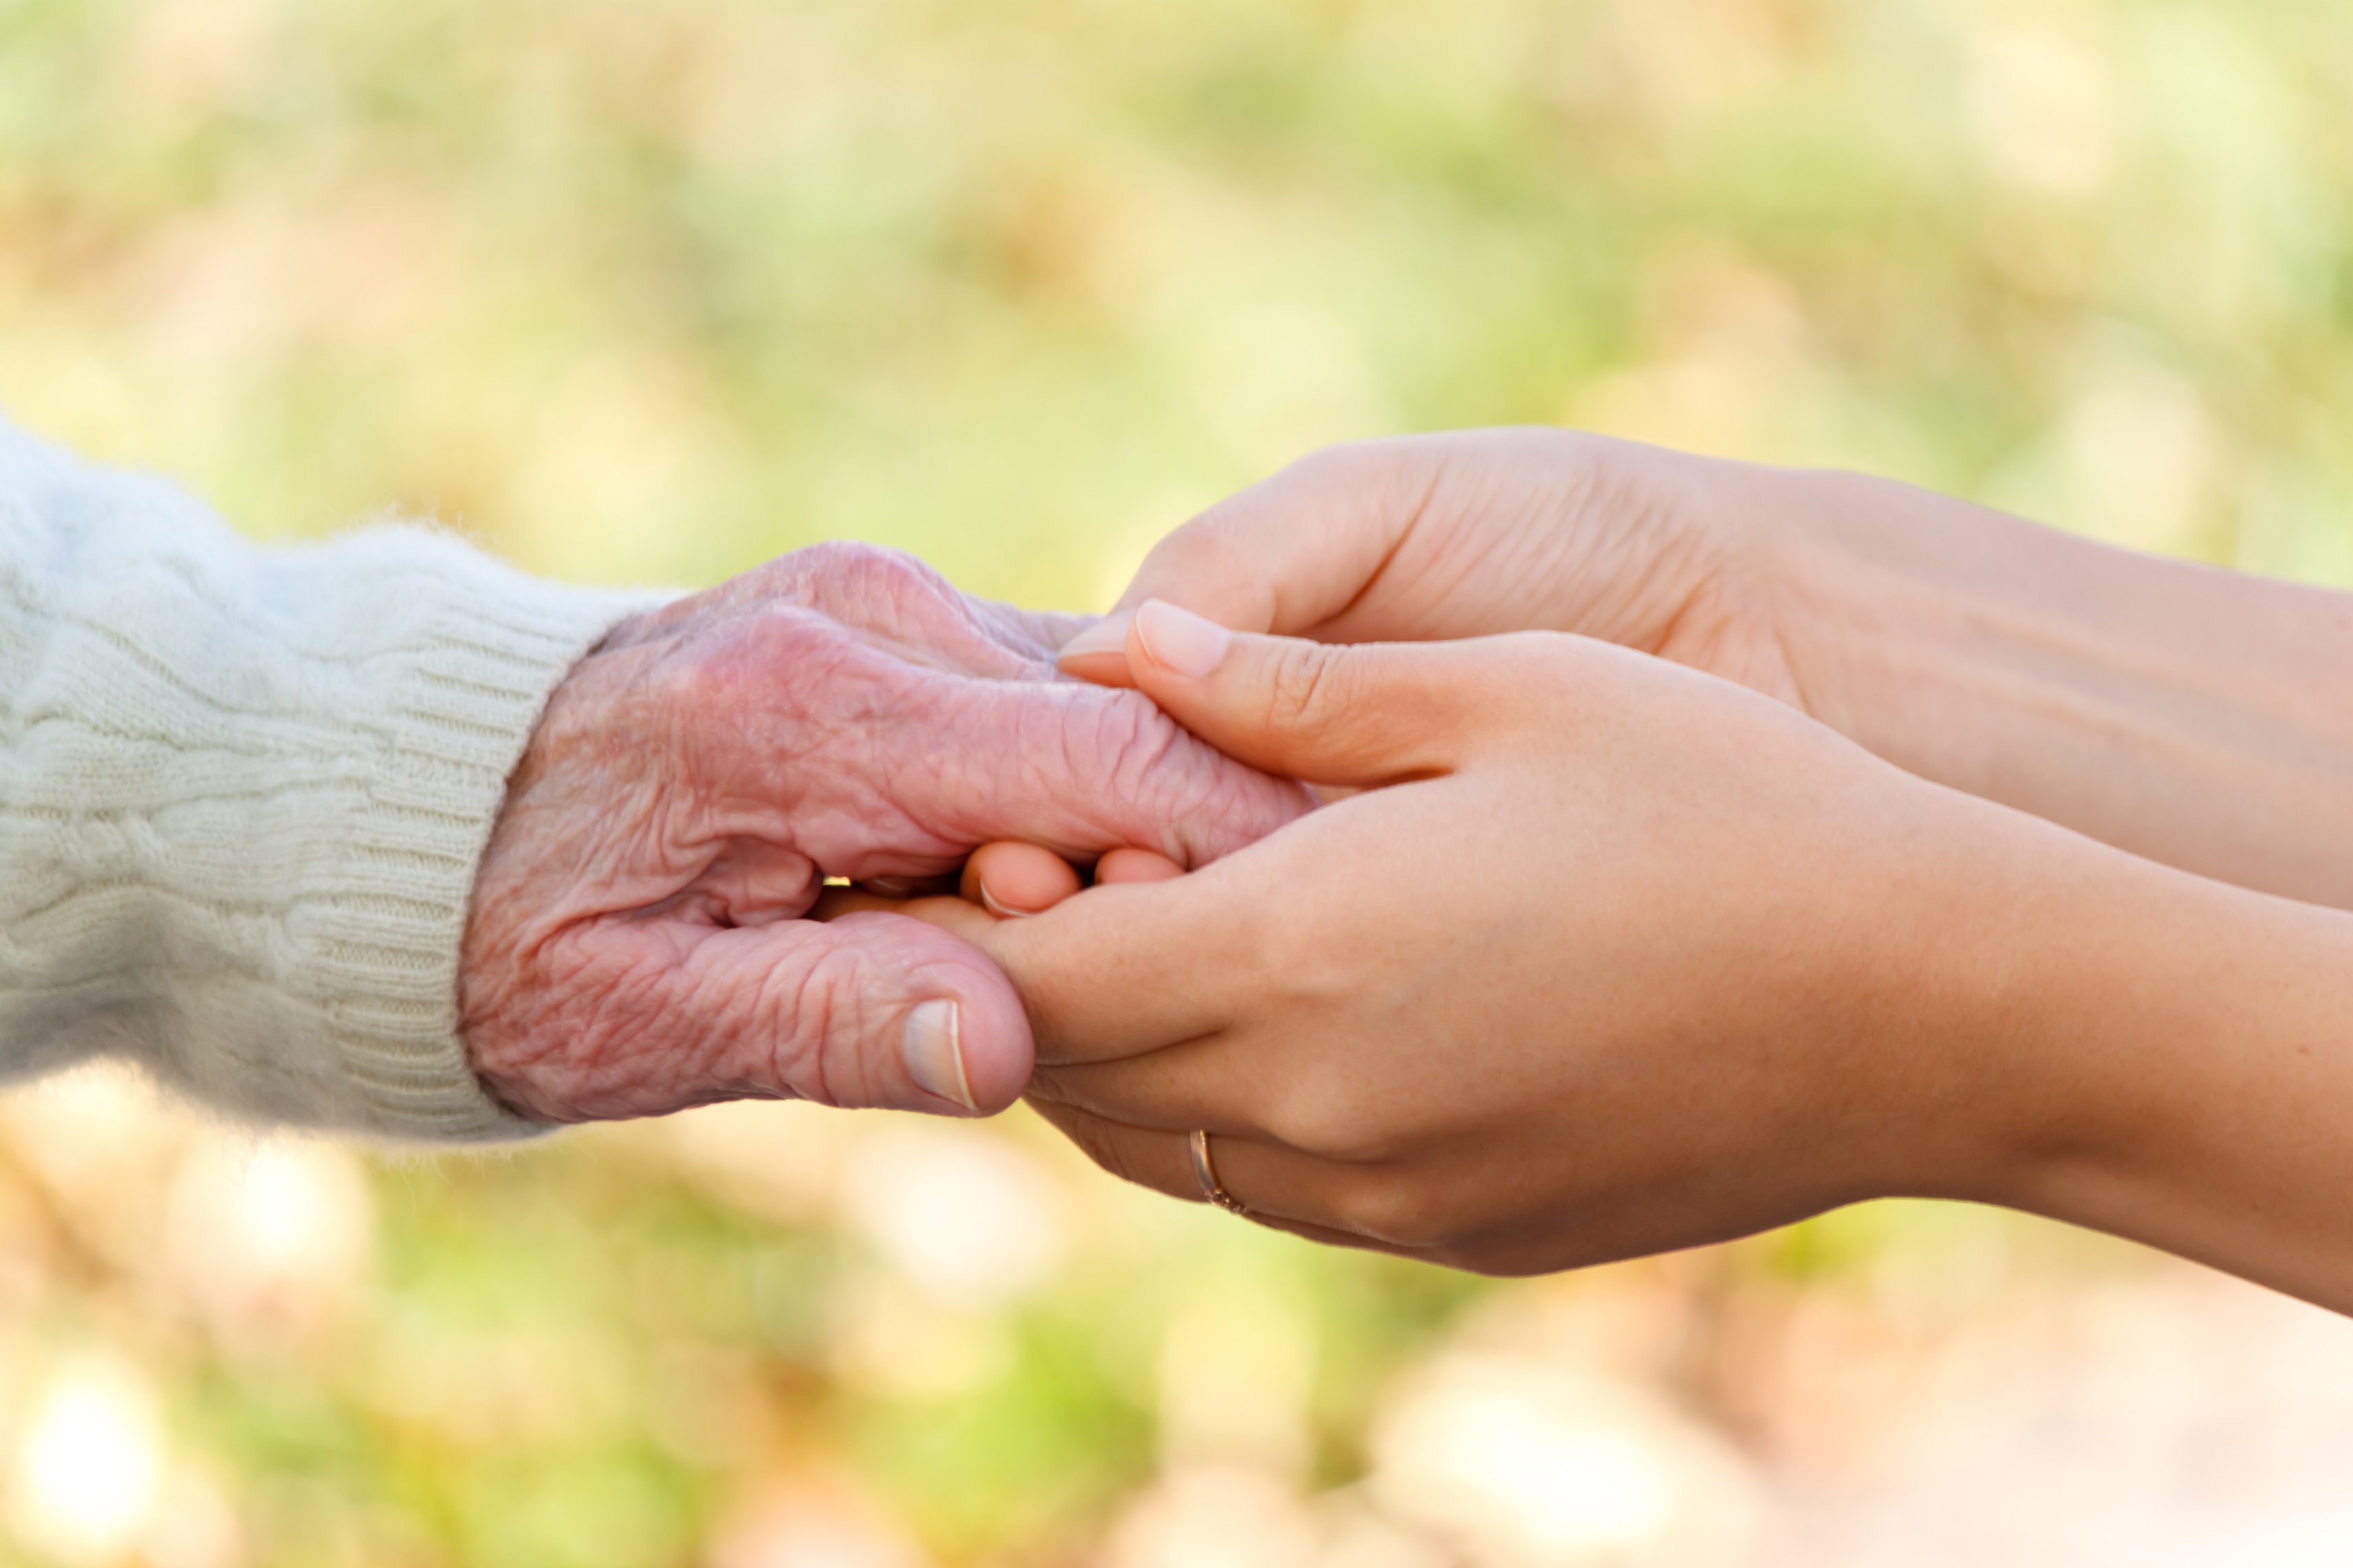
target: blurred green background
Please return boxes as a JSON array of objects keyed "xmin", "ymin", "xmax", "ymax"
[{"xmin": 6, "ymin": 1, "xmax": 2353, "ymax": 1565}]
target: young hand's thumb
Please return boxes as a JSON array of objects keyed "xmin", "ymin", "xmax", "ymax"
[{"xmin": 1114, "ymin": 600, "xmax": 1473, "ymax": 786}]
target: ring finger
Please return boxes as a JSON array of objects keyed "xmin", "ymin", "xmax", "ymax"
[{"xmin": 1024, "ymin": 1099, "xmax": 1436, "ymax": 1259}]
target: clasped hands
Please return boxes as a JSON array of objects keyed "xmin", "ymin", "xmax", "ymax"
[{"xmin": 462, "ymin": 429, "xmax": 2320, "ymax": 1289}]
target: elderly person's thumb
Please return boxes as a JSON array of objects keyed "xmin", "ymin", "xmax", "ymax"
[
  {"xmin": 776, "ymin": 913, "xmax": 1036, "ymax": 1115},
  {"xmin": 469, "ymin": 908, "xmax": 1034, "ymax": 1122}
]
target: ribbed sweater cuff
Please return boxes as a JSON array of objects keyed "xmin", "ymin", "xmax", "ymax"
[{"xmin": 318, "ymin": 555, "xmax": 671, "ymax": 1143}]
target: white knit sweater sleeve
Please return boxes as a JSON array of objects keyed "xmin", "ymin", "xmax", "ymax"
[{"xmin": 0, "ymin": 420, "xmax": 668, "ymax": 1142}]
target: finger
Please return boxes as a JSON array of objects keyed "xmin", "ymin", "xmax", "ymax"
[
  {"xmin": 962, "ymin": 841, "xmax": 1083, "ymax": 916},
  {"xmin": 1055, "ymin": 440, "xmax": 1445, "ymax": 685},
  {"xmin": 954, "ymin": 844, "xmax": 1190, "ymax": 912},
  {"xmin": 825, "ymin": 865, "xmax": 1236, "ymax": 1055},
  {"xmin": 679, "ymin": 552, "xmax": 1316, "ymax": 880},
  {"xmin": 865, "ymin": 862, "xmax": 1260, "ymax": 1065},
  {"xmin": 1001, "ymin": 769, "xmax": 1492, "ymax": 1074},
  {"xmin": 1023, "ymin": 1100, "xmax": 1433, "ymax": 1261},
  {"xmin": 702, "ymin": 909, "xmax": 1034, "ymax": 1115},
  {"xmin": 811, "ymin": 884, "xmax": 905, "ymax": 920},
  {"xmin": 1239, "ymin": 1210, "xmax": 1428, "ymax": 1261},
  {"xmin": 1027, "ymin": 1033, "xmax": 1282, "ymax": 1139},
  {"xmin": 1023, "ymin": 1100, "xmax": 1319, "ymax": 1226},
  {"xmin": 975, "ymin": 761, "xmax": 1483, "ymax": 1067},
  {"xmin": 940, "ymin": 675, "xmax": 1316, "ymax": 872},
  {"xmin": 1054, "ymin": 608, "xmax": 1140, "ymax": 688},
  {"xmin": 1095, "ymin": 847, "xmax": 1184, "ymax": 884},
  {"xmin": 814, "ymin": 884, "xmax": 999, "ymax": 944},
  {"xmin": 859, "ymin": 873, "xmax": 961, "ymax": 899},
  {"xmin": 822, "ymin": 876, "xmax": 1262, "ymax": 1087},
  {"xmin": 488, "ymin": 909, "xmax": 1037, "ymax": 1121},
  {"xmin": 958, "ymin": 876, "xmax": 1239, "ymax": 1063},
  {"xmin": 979, "ymin": 810, "xmax": 1389, "ymax": 1063},
  {"xmin": 1118, "ymin": 600, "xmax": 1491, "ymax": 786}
]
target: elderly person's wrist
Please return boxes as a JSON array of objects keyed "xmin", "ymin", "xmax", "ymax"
[{"xmin": 0, "ymin": 407, "xmax": 674, "ymax": 1142}]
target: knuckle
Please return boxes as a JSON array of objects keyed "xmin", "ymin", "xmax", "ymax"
[
  {"xmin": 1067, "ymin": 686, "xmax": 1314, "ymax": 867},
  {"xmin": 852, "ymin": 541, "xmax": 948, "ymax": 602},
  {"xmin": 1275, "ymin": 437, "xmax": 1433, "ymax": 525},
  {"xmin": 1055, "ymin": 1114, "xmax": 1116, "ymax": 1170},
  {"xmin": 1262, "ymin": 1085, "xmax": 1394, "ymax": 1164},
  {"xmin": 768, "ymin": 541, "xmax": 959, "ymax": 624},
  {"xmin": 732, "ymin": 545, "xmax": 851, "ymax": 611},
  {"xmin": 760, "ymin": 937, "xmax": 874, "ymax": 1108},
  {"xmin": 1085, "ymin": 693, "xmax": 1197, "ymax": 832},
  {"xmin": 1137, "ymin": 514, "xmax": 1250, "ymax": 589},
  {"xmin": 1438, "ymin": 1244, "xmax": 1537, "ymax": 1280},
  {"xmin": 1052, "ymin": 686, "xmax": 1286, "ymax": 862},
  {"xmin": 1264, "ymin": 641, "xmax": 1346, "ymax": 733},
  {"xmin": 655, "ymin": 607, "xmax": 845, "ymax": 724},
  {"xmin": 1026, "ymin": 1102, "xmax": 1182, "ymax": 1201},
  {"xmin": 1280, "ymin": 437, "xmax": 1398, "ymax": 493},
  {"xmin": 1247, "ymin": 908, "xmax": 1359, "ymax": 1006},
  {"xmin": 1130, "ymin": 442, "xmax": 1401, "ymax": 609},
  {"xmin": 1066, "ymin": 1120, "xmax": 1165, "ymax": 1197},
  {"xmin": 1097, "ymin": 1140, "xmax": 1160, "ymax": 1195},
  {"xmin": 778, "ymin": 537, "xmax": 909, "ymax": 584},
  {"xmin": 1090, "ymin": 689, "xmax": 1178, "ymax": 777}
]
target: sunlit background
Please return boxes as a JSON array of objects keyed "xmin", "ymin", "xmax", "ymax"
[{"xmin": 6, "ymin": 0, "xmax": 2353, "ymax": 1564}]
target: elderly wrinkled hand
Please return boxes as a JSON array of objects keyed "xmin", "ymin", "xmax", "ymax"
[{"xmin": 458, "ymin": 542, "xmax": 1311, "ymax": 1125}]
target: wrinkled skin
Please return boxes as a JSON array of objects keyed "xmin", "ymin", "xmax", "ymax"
[{"xmin": 459, "ymin": 541, "xmax": 1312, "ymax": 1124}]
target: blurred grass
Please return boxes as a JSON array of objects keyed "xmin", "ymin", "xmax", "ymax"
[
  {"xmin": 12, "ymin": 0, "xmax": 2353, "ymax": 605},
  {"xmin": 3, "ymin": 0, "xmax": 2352, "ymax": 1564}
]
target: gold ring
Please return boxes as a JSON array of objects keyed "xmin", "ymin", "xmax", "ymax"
[{"xmin": 1189, "ymin": 1129, "xmax": 1250, "ymax": 1217}]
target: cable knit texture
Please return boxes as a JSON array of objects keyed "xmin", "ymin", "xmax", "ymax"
[{"xmin": 0, "ymin": 419, "xmax": 666, "ymax": 1141}]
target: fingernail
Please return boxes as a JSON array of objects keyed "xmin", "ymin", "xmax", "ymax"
[
  {"xmin": 903, "ymin": 1000, "xmax": 976, "ymax": 1110},
  {"xmin": 1134, "ymin": 600, "xmax": 1228, "ymax": 678},
  {"xmin": 1056, "ymin": 610, "xmax": 1136, "ymax": 665},
  {"xmin": 866, "ymin": 876, "xmax": 920, "ymax": 896},
  {"xmin": 978, "ymin": 884, "xmax": 1037, "ymax": 920}
]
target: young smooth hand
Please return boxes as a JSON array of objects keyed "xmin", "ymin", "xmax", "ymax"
[
  {"xmin": 935, "ymin": 602, "xmax": 2086, "ymax": 1273},
  {"xmin": 1057, "ymin": 430, "xmax": 2353, "ymax": 909},
  {"xmin": 940, "ymin": 602, "xmax": 2353, "ymax": 1312},
  {"xmin": 1055, "ymin": 429, "xmax": 1794, "ymax": 699}
]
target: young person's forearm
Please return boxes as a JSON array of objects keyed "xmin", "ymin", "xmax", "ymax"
[
  {"xmin": 1764, "ymin": 468, "xmax": 2353, "ymax": 908},
  {"xmin": 1689, "ymin": 463, "xmax": 2353, "ymax": 1311},
  {"xmin": 1972, "ymin": 826, "xmax": 2353, "ymax": 1314}
]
